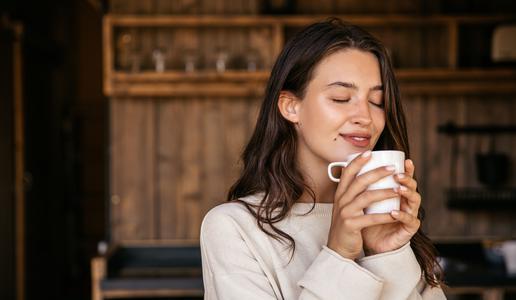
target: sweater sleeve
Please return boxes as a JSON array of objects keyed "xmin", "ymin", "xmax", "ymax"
[
  {"xmin": 201, "ymin": 207, "xmax": 390, "ymax": 300},
  {"xmin": 357, "ymin": 242, "xmax": 447, "ymax": 300},
  {"xmin": 297, "ymin": 246, "xmax": 385, "ymax": 299},
  {"xmin": 200, "ymin": 208, "xmax": 281, "ymax": 300}
]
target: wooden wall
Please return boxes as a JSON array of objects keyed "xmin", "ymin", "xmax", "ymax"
[
  {"xmin": 107, "ymin": 0, "xmax": 516, "ymax": 243},
  {"xmin": 110, "ymin": 97, "xmax": 261, "ymax": 241},
  {"xmin": 404, "ymin": 96, "xmax": 516, "ymax": 238}
]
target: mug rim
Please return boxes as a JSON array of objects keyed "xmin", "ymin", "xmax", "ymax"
[{"xmin": 346, "ymin": 150, "xmax": 404, "ymax": 160}]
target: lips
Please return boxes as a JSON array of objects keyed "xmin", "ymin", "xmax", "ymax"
[{"xmin": 340, "ymin": 133, "xmax": 371, "ymax": 148}]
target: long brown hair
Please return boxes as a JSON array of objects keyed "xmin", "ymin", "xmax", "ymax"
[{"xmin": 227, "ymin": 18, "xmax": 443, "ymax": 287}]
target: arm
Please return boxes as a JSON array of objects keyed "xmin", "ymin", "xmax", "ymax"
[
  {"xmin": 201, "ymin": 207, "xmax": 389, "ymax": 300},
  {"xmin": 358, "ymin": 242, "xmax": 447, "ymax": 300}
]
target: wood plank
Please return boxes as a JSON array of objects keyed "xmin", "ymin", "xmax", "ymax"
[
  {"xmin": 111, "ymin": 68, "xmax": 516, "ymax": 82},
  {"xmin": 107, "ymin": 81, "xmax": 516, "ymax": 97},
  {"xmin": 103, "ymin": 15, "xmax": 114, "ymax": 95},
  {"xmin": 157, "ymin": 100, "xmax": 184, "ymax": 239},
  {"xmin": 155, "ymin": 0, "xmax": 173, "ymax": 14},
  {"xmin": 222, "ymin": 99, "xmax": 248, "ymax": 202},
  {"xmin": 447, "ymin": 21, "xmax": 458, "ymax": 68},
  {"xmin": 401, "ymin": 95, "xmax": 425, "ymax": 227},
  {"xmin": 110, "ymin": 99, "xmax": 156, "ymax": 242},
  {"xmin": 422, "ymin": 96, "xmax": 467, "ymax": 237},
  {"xmin": 201, "ymin": 100, "xmax": 226, "ymax": 235},
  {"xmin": 464, "ymin": 96, "xmax": 515, "ymax": 238},
  {"xmin": 110, "ymin": 82, "xmax": 265, "ymax": 97},
  {"xmin": 12, "ymin": 22, "xmax": 25, "ymax": 300},
  {"xmin": 105, "ymin": 14, "xmax": 516, "ymax": 28},
  {"xmin": 91, "ymin": 257, "xmax": 106, "ymax": 300},
  {"xmin": 177, "ymin": 99, "xmax": 202, "ymax": 238}
]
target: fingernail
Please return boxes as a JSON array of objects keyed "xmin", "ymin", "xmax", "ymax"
[
  {"xmin": 391, "ymin": 210, "xmax": 400, "ymax": 216},
  {"xmin": 400, "ymin": 185, "xmax": 408, "ymax": 191},
  {"xmin": 385, "ymin": 165, "xmax": 396, "ymax": 171},
  {"xmin": 362, "ymin": 150, "xmax": 371, "ymax": 157},
  {"xmin": 397, "ymin": 173, "xmax": 405, "ymax": 179},
  {"xmin": 408, "ymin": 159, "xmax": 414, "ymax": 166}
]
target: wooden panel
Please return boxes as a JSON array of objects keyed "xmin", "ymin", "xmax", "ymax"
[
  {"xmin": 417, "ymin": 95, "xmax": 516, "ymax": 239},
  {"xmin": 110, "ymin": 99, "xmax": 156, "ymax": 242},
  {"xmin": 157, "ymin": 100, "xmax": 184, "ymax": 239},
  {"xmin": 177, "ymin": 99, "xmax": 203, "ymax": 239},
  {"xmin": 421, "ymin": 96, "xmax": 468, "ymax": 237},
  {"xmin": 200, "ymin": 100, "xmax": 227, "ymax": 237},
  {"xmin": 0, "ymin": 22, "xmax": 15, "ymax": 300},
  {"xmin": 112, "ymin": 97, "xmax": 261, "ymax": 241},
  {"xmin": 334, "ymin": 0, "xmax": 420, "ymax": 14},
  {"xmin": 464, "ymin": 97, "xmax": 515, "ymax": 237},
  {"xmin": 366, "ymin": 25, "xmax": 449, "ymax": 68},
  {"xmin": 222, "ymin": 99, "xmax": 248, "ymax": 192},
  {"xmin": 402, "ymin": 95, "xmax": 423, "ymax": 187}
]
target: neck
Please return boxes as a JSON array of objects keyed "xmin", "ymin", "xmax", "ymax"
[{"xmin": 296, "ymin": 146, "xmax": 338, "ymax": 204}]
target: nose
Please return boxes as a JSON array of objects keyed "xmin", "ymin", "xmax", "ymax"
[{"xmin": 349, "ymin": 98, "xmax": 373, "ymax": 126}]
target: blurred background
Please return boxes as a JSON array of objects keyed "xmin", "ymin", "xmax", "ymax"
[{"xmin": 1, "ymin": 0, "xmax": 516, "ymax": 299}]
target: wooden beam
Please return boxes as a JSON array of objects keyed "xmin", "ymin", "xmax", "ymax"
[
  {"xmin": 103, "ymin": 15, "xmax": 113, "ymax": 96},
  {"xmin": 11, "ymin": 21, "xmax": 25, "ymax": 300},
  {"xmin": 91, "ymin": 257, "xmax": 107, "ymax": 300},
  {"xmin": 105, "ymin": 14, "xmax": 516, "ymax": 27},
  {"xmin": 447, "ymin": 21, "xmax": 458, "ymax": 69}
]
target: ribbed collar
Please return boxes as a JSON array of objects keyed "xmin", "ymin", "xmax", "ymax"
[
  {"xmin": 243, "ymin": 192, "xmax": 334, "ymax": 217},
  {"xmin": 291, "ymin": 202, "xmax": 334, "ymax": 216}
]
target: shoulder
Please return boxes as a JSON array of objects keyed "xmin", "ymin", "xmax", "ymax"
[{"xmin": 200, "ymin": 194, "xmax": 264, "ymax": 239}]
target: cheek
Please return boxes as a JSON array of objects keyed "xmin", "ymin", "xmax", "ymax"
[
  {"xmin": 373, "ymin": 110, "xmax": 386, "ymax": 135},
  {"xmin": 299, "ymin": 99, "xmax": 330, "ymax": 127}
]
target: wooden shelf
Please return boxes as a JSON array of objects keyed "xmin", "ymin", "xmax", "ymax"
[
  {"xmin": 103, "ymin": 14, "xmax": 516, "ymax": 97},
  {"xmin": 113, "ymin": 70, "xmax": 270, "ymax": 82},
  {"xmin": 105, "ymin": 14, "xmax": 516, "ymax": 27},
  {"xmin": 107, "ymin": 68, "xmax": 516, "ymax": 97},
  {"xmin": 396, "ymin": 68, "xmax": 516, "ymax": 95}
]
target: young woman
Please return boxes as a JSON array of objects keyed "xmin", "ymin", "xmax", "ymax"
[{"xmin": 200, "ymin": 18, "xmax": 446, "ymax": 299}]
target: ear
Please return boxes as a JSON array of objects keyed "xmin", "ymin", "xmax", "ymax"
[{"xmin": 277, "ymin": 91, "xmax": 301, "ymax": 124}]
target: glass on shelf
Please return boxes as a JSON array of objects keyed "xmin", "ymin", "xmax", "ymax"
[
  {"xmin": 129, "ymin": 50, "xmax": 142, "ymax": 73},
  {"xmin": 245, "ymin": 48, "xmax": 261, "ymax": 72},
  {"xmin": 152, "ymin": 48, "xmax": 167, "ymax": 73},
  {"xmin": 116, "ymin": 31, "xmax": 134, "ymax": 71},
  {"xmin": 215, "ymin": 47, "xmax": 229, "ymax": 73},
  {"xmin": 115, "ymin": 31, "xmax": 143, "ymax": 73},
  {"xmin": 182, "ymin": 48, "xmax": 199, "ymax": 73}
]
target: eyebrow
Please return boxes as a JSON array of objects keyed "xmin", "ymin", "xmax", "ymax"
[{"xmin": 326, "ymin": 81, "xmax": 383, "ymax": 91}]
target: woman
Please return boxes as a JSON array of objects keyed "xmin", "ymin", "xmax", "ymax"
[{"xmin": 200, "ymin": 18, "xmax": 446, "ymax": 299}]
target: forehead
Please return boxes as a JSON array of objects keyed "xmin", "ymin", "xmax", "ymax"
[{"xmin": 310, "ymin": 49, "xmax": 382, "ymax": 88}]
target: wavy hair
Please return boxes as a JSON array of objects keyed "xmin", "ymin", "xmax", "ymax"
[{"xmin": 227, "ymin": 18, "xmax": 443, "ymax": 287}]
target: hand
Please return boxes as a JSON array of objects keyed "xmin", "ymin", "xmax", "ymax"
[
  {"xmin": 361, "ymin": 159, "xmax": 421, "ymax": 255},
  {"xmin": 327, "ymin": 150, "xmax": 400, "ymax": 260}
]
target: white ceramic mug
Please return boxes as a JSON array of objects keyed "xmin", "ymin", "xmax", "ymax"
[{"xmin": 328, "ymin": 150, "xmax": 405, "ymax": 214}]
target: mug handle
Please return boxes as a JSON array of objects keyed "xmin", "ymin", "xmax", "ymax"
[{"xmin": 328, "ymin": 161, "xmax": 350, "ymax": 183}]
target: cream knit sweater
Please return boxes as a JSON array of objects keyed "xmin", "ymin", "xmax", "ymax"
[{"xmin": 200, "ymin": 194, "xmax": 447, "ymax": 299}]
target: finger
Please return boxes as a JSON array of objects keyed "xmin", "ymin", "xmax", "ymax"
[
  {"xmin": 405, "ymin": 159, "xmax": 415, "ymax": 178},
  {"xmin": 335, "ymin": 151, "xmax": 372, "ymax": 197},
  {"xmin": 397, "ymin": 186, "xmax": 421, "ymax": 214},
  {"xmin": 344, "ymin": 188, "xmax": 399, "ymax": 213},
  {"xmin": 390, "ymin": 210, "xmax": 421, "ymax": 233},
  {"xmin": 395, "ymin": 173, "xmax": 417, "ymax": 191},
  {"xmin": 340, "ymin": 165, "xmax": 396, "ymax": 207},
  {"xmin": 344, "ymin": 213, "xmax": 398, "ymax": 231}
]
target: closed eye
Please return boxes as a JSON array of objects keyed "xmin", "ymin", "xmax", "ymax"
[
  {"xmin": 332, "ymin": 98, "xmax": 350, "ymax": 103},
  {"xmin": 370, "ymin": 101, "xmax": 384, "ymax": 108}
]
